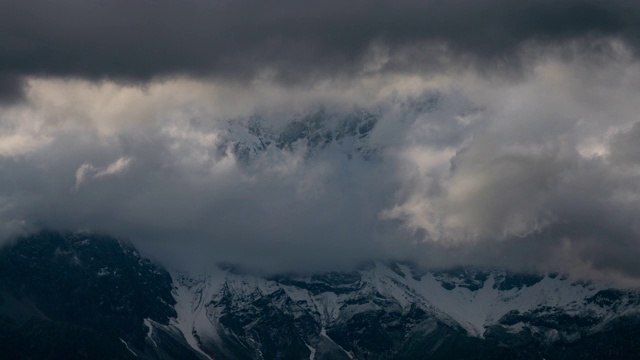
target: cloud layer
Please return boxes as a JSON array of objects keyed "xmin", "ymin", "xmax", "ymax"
[{"xmin": 2, "ymin": 1, "xmax": 640, "ymax": 283}]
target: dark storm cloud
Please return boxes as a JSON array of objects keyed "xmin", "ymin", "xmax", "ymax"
[
  {"xmin": 0, "ymin": 73, "xmax": 26, "ymax": 105},
  {"xmin": 1, "ymin": 0, "xmax": 639, "ymax": 101}
]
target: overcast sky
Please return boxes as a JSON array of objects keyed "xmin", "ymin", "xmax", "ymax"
[{"xmin": 2, "ymin": 0, "xmax": 640, "ymax": 283}]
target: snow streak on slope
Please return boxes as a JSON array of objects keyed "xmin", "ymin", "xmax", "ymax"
[
  {"xmin": 143, "ymin": 318, "xmax": 159, "ymax": 348},
  {"xmin": 171, "ymin": 272, "xmax": 223, "ymax": 360}
]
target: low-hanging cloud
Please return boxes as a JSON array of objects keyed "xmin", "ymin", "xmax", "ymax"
[
  {"xmin": 3, "ymin": 2, "xmax": 640, "ymax": 283},
  {"xmin": 1, "ymin": 51, "xmax": 640, "ymax": 285}
]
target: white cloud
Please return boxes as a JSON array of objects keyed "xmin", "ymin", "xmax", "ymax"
[
  {"xmin": 74, "ymin": 157, "xmax": 133, "ymax": 190},
  {"xmin": 0, "ymin": 134, "xmax": 51, "ymax": 156},
  {"xmin": 94, "ymin": 157, "xmax": 133, "ymax": 178}
]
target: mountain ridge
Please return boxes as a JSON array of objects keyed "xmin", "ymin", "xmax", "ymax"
[{"xmin": 2, "ymin": 231, "xmax": 640, "ymax": 359}]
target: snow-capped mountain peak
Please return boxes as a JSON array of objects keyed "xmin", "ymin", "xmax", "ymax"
[
  {"xmin": 169, "ymin": 261, "xmax": 640, "ymax": 359},
  {"xmin": 218, "ymin": 109, "xmax": 381, "ymax": 163}
]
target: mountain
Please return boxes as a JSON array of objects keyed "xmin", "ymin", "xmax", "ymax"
[
  {"xmin": 217, "ymin": 108, "xmax": 383, "ymax": 163},
  {"xmin": 212, "ymin": 92, "xmax": 464, "ymax": 165},
  {"xmin": 2, "ymin": 231, "xmax": 640, "ymax": 359},
  {"xmin": 173, "ymin": 264, "xmax": 640, "ymax": 360},
  {"xmin": 0, "ymin": 231, "xmax": 207, "ymax": 360}
]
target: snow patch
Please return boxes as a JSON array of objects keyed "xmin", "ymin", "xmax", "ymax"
[
  {"xmin": 143, "ymin": 318, "xmax": 158, "ymax": 348},
  {"xmin": 171, "ymin": 272, "xmax": 219, "ymax": 360},
  {"xmin": 97, "ymin": 267, "xmax": 110, "ymax": 277},
  {"xmin": 305, "ymin": 343, "xmax": 316, "ymax": 360},
  {"xmin": 321, "ymin": 328, "xmax": 353, "ymax": 359},
  {"xmin": 120, "ymin": 338, "xmax": 137, "ymax": 357}
]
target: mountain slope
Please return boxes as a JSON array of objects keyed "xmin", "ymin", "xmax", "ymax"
[
  {"xmin": 2, "ymin": 231, "xmax": 640, "ymax": 359},
  {"xmin": 172, "ymin": 263, "xmax": 640, "ymax": 360},
  {"xmin": 0, "ymin": 231, "xmax": 206, "ymax": 360}
]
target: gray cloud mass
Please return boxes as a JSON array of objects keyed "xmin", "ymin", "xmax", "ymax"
[{"xmin": 2, "ymin": 1, "xmax": 640, "ymax": 284}]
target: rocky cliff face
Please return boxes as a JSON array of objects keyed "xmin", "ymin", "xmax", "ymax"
[{"xmin": 2, "ymin": 231, "xmax": 640, "ymax": 359}]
